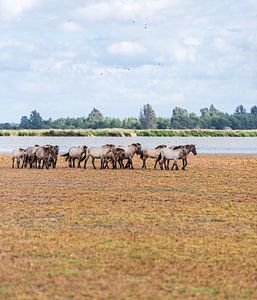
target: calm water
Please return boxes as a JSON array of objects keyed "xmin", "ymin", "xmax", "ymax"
[{"xmin": 0, "ymin": 136, "xmax": 256, "ymax": 154}]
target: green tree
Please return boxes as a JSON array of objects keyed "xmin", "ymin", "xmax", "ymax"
[
  {"xmin": 171, "ymin": 107, "xmax": 191, "ymax": 129},
  {"xmin": 235, "ymin": 105, "xmax": 246, "ymax": 115},
  {"xmin": 209, "ymin": 104, "xmax": 220, "ymax": 116},
  {"xmin": 139, "ymin": 104, "xmax": 157, "ymax": 129},
  {"xmin": 19, "ymin": 116, "xmax": 31, "ymax": 129},
  {"xmin": 29, "ymin": 110, "xmax": 44, "ymax": 129},
  {"xmin": 122, "ymin": 117, "xmax": 141, "ymax": 129},
  {"xmin": 156, "ymin": 117, "xmax": 170, "ymax": 129},
  {"xmin": 87, "ymin": 108, "xmax": 104, "ymax": 129},
  {"xmin": 200, "ymin": 107, "xmax": 209, "ymax": 117},
  {"xmin": 250, "ymin": 105, "xmax": 257, "ymax": 116}
]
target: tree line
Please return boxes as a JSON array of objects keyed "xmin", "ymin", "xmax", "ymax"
[{"xmin": 1, "ymin": 104, "xmax": 257, "ymax": 130}]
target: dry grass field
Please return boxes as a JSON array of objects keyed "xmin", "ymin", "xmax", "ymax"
[{"xmin": 0, "ymin": 154, "xmax": 256, "ymax": 299}]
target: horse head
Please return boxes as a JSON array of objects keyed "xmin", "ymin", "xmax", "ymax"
[
  {"xmin": 136, "ymin": 144, "xmax": 142, "ymax": 155},
  {"xmin": 189, "ymin": 144, "xmax": 197, "ymax": 155}
]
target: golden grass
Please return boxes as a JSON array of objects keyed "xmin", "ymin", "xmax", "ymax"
[{"xmin": 0, "ymin": 155, "xmax": 256, "ymax": 299}]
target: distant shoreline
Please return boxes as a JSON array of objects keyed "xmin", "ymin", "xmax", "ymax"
[{"xmin": 1, "ymin": 129, "xmax": 257, "ymax": 137}]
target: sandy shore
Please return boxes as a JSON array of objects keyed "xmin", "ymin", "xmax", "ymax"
[{"xmin": 0, "ymin": 154, "xmax": 257, "ymax": 299}]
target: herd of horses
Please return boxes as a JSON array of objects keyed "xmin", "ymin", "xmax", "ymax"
[{"xmin": 11, "ymin": 143, "xmax": 197, "ymax": 171}]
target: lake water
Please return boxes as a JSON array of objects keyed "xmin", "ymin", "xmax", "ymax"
[{"xmin": 0, "ymin": 136, "xmax": 256, "ymax": 154}]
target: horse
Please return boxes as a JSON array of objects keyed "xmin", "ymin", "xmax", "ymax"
[
  {"xmin": 34, "ymin": 145, "xmax": 57, "ymax": 169},
  {"xmin": 117, "ymin": 143, "xmax": 142, "ymax": 169},
  {"xmin": 166, "ymin": 144, "xmax": 197, "ymax": 170},
  {"xmin": 44, "ymin": 145, "xmax": 59, "ymax": 168},
  {"xmin": 157, "ymin": 147, "xmax": 188, "ymax": 171},
  {"xmin": 140, "ymin": 144, "xmax": 166, "ymax": 169},
  {"xmin": 84, "ymin": 144, "xmax": 115, "ymax": 169},
  {"xmin": 62, "ymin": 145, "xmax": 87, "ymax": 168},
  {"xmin": 12, "ymin": 148, "xmax": 26, "ymax": 168},
  {"xmin": 102, "ymin": 147, "xmax": 126, "ymax": 169},
  {"xmin": 23, "ymin": 145, "xmax": 40, "ymax": 168}
]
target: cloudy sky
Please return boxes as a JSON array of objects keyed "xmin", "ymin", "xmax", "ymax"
[{"xmin": 0, "ymin": 0, "xmax": 257, "ymax": 122}]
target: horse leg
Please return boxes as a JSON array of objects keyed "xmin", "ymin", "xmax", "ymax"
[
  {"xmin": 172, "ymin": 160, "xmax": 179, "ymax": 171},
  {"xmin": 12, "ymin": 158, "xmax": 15, "ymax": 168},
  {"xmin": 68, "ymin": 157, "xmax": 72, "ymax": 168},
  {"xmin": 118, "ymin": 158, "xmax": 124, "ymax": 169},
  {"xmin": 143, "ymin": 158, "xmax": 147, "ymax": 169},
  {"xmin": 129, "ymin": 158, "xmax": 134, "ymax": 169},
  {"xmin": 44, "ymin": 159, "xmax": 49, "ymax": 170},
  {"xmin": 72, "ymin": 158, "xmax": 75, "ymax": 168},
  {"xmin": 100, "ymin": 158, "xmax": 104, "ymax": 169},
  {"xmin": 84, "ymin": 156, "xmax": 89, "ymax": 169},
  {"xmin": 105, "ymin": 159, "xmax": 110, "ymax": 169},
  {"xmin": 92, "ymin": 157, "xmax": 96, "ymax": 169},
  {"xmin": 159, "ymin": 158, "xmax": 164, "ymax": 170},
  {"xmin": 141, "ymin": 157, "xmax": 146, "ymax": 169},
  {"xmin": 77, "ymin": 159, "xmax": 81, "ymax": 168},
  {"xmin": 154, "ymin": 158, "xmax": 158, "ymax": 169},
  {"xmin": 141, "ymin": 158, "xmax": 145, "ymax": 169},
  {"xmin": 182, "ymin": 158, "xmax": 187, "ymax": 170},
  {"xmin": 112, "ymin": 159, "xmax": 117, "ymax": 169},
  {"xmin": 17, "ymin": 158, "xmax": 20, "ymax": 169}
]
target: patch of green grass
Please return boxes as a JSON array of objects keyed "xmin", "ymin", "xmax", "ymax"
[
  {"xmin": 43, "ymin": 268, "xmax": 77, "ymax": 277},
  {"xmin": 179, "ymin": 286, "xmax": 218, "ymax": 298}
]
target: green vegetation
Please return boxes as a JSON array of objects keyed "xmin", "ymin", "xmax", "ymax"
[
  {"xmin": 1, "ymin": 128, "xmax": 257, "ymax": 137},
  {"xmin": 1, "ymin": 104, "xmax": 257, "ymax": 131}
]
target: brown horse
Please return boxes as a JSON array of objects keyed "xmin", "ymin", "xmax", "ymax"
[
  {"xmin": 12, "ymin": 148, "xmax": 26, "ymax": 168},
  {"xmin": 140, "ymin": 144, "xmax": 166, "ymax": 169},
  {"xmin": 157, "ymin": 146, "xmax": 188, "ymax": 171},
  {"xmin": 62, "ymin": 145, "xmax": 87, "ymax": 168},
  {"xmin": 117, "ymin": 143, "xmax": 142, "ymax": 169},
  {"xmin": 102, "ymin": 147, "xmax": 126, "ymax": 169},
  {"xmin": 84, "ymin": 144, "xmax": 116, "ymax": 169},
  {"xmin": 166, "ymin": 144, "xmax": 197, "ymax": 170},
  {"xmin": 34, "ymin": 145, "xmax": 57, "ymax": 169}
]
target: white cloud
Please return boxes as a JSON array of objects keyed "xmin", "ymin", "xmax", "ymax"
[
  {"xmin": 0, "ymin": 0, "xmax": 41, "ymax": 20},
  {"xmin": 213, "ymin": 38, "xmax": 229, "ymax": 51},
  {"xmin": 62, "ymin": 21, "xmax": 82, "ymax": 32},
  {"xmin": 173, "ymin": 45, "xmax": 196, "ymax": 63},
  {"xmin": 107, "ymin": 41, "xmax": 146, "ymax": 56},
  {"xmin": 184, "ymin": 37, "xmax": 201, "ymax": 47},
  {"xmin": 75, "ymin": 0, "xmax": 172, "ymax": 22}
]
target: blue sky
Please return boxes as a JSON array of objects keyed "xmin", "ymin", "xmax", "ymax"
[{"xmin": 0, "ymin": 0, "xmax": 257, "ymax": 122}]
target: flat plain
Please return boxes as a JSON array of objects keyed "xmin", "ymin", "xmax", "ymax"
[{"xmin": 0, "ymin": 154, "xmax": 256, "ymax": 299}]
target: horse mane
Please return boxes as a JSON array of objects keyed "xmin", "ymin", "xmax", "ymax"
[
  {"xmin": 172, "ymin": 145, "xmax": 184, "ymax": 150},
  {"xmin": 155, "ymin": 144, "xmax": 166, "ymax": 149},
  {"xmin": 115, "ymin": 147, "xmax": 125, "ymax": 152},
  {"xmin": 102, "ymin": 144, "xmax": 115, "ymax": 147}
]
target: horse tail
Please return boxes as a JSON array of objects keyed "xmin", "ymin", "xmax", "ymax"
[
  {"xmin": 140, "ymin": 151, "xmax": 144, "ymax": 160},
  {"xmin": 61, "ymin": 152, "xmax": 69, "ymax": 157}
]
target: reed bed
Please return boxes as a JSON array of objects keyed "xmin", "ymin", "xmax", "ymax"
[{"xmin": 1, "ymin": 128, "xmax": 257, "ymax": 137}]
